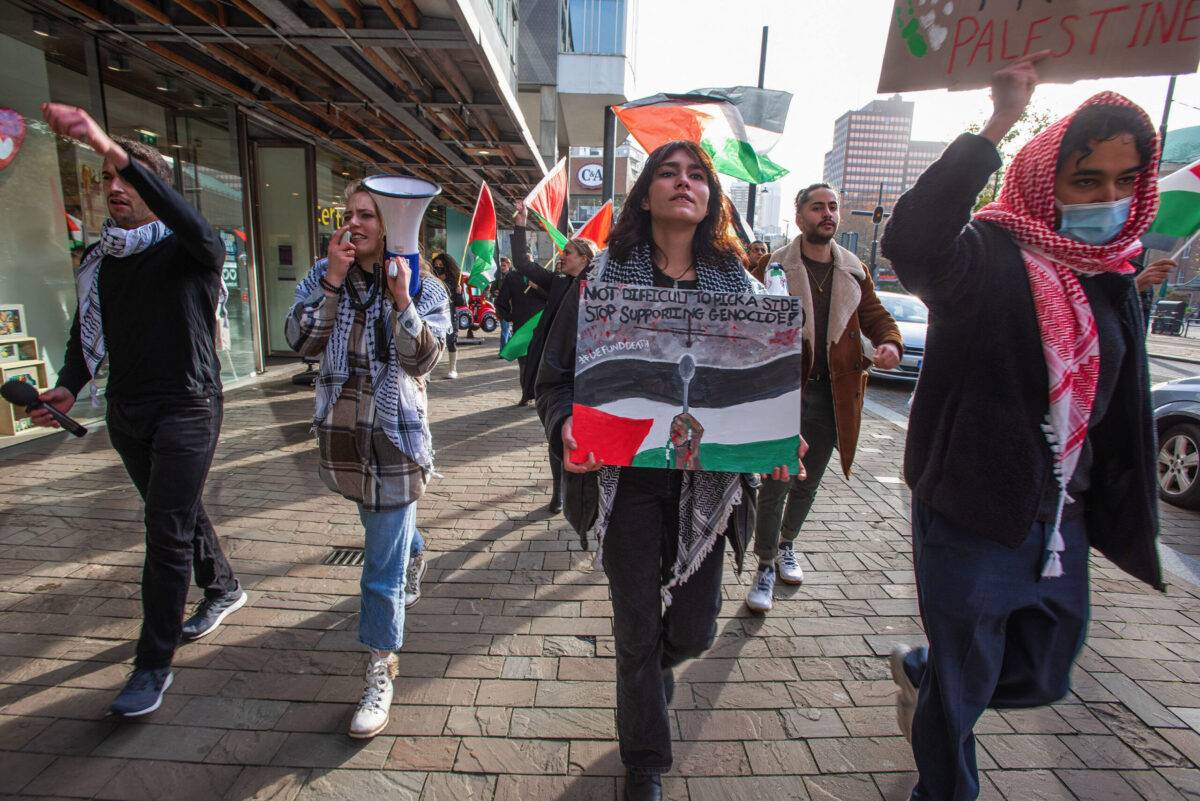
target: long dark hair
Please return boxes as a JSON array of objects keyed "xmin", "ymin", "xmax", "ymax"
[
  {"xmin": 608, "ymin": 140, "xmax": 744, "ymax": 267},
  {"xmin": 431, "ymin": 252, "xmax": 462, "ymax": 287}
]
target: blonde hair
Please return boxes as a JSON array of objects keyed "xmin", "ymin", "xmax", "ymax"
[{"xmin": 565, "ymin": 237, "xmax": 598, "ymax": 264}]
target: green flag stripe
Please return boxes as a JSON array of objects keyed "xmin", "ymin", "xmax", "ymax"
[
  {"xmin": 530, "ymin": 209, "xmax": 570, "ymax": 250},
  {"xmin": 1149, "ymin": 189, "xmax": 1200, "ymax": 238},
  {"xmin": 630, "ymin": 434, "xmax": 800, "ymax": 473},
  {"xmin": 700, "ymin": 138, "xmax": 788, "ymax": 184},
  {"xmin": 465, "ymin": 238, "xmax": 496, "ymax": 289},
  {"xmin": 500, "ymin": 311, "xmax": 542, "ymax": 361}
]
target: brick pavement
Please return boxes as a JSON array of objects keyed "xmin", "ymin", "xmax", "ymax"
[{"xmin": 3, "ymin": 344, "xmax": 1200, "ymax": 800}]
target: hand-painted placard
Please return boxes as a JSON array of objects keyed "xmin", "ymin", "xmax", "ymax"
[
  {"xmin": 571, "ymin": 282, "xmax": 804, "ymax": 474},
  {"xmin": 878, "ymin": 0, "xmax": 1200, "ymax": 93}
]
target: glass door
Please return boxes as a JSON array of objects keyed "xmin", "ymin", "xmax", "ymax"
[{"xmin": 253, "ymin": 145, "xmax": 312, "ymax": 354}]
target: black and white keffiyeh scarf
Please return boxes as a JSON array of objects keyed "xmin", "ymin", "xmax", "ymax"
[
  {"xmin": 295, "ymin": 257, "xmax": 451, "ymax": 471},
  {"xmin": 591, "ymin": 243, "xmax": 763, "ymax": 604},
  {"xmin": 75, "ymin": 218, "xmax": 173, "ymax": 377}
]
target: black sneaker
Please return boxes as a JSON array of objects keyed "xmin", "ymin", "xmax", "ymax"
[
  {"xmin": 110, "ymin": 667, "xmax": 173, "ymax": 717},
  {"xmin": 624, "ymin": 771, "xmax": 662, "ymax": 801},
  {"xmin": 181, "ymin": 582, "xmax": 247, "ymax": 641}
]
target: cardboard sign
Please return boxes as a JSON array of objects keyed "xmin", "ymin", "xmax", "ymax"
[
  {"xmin": 571, "ymin": 282, "xmax": 804, "ymax": 474},
  {"xmin": 878, "ymin": 0, "xmax": 1200, "ymax": 93}
]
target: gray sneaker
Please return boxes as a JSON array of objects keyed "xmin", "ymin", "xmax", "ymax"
[
  {"xmin": 182, "ymin": 582, "xmax": 247, "ymax": 641},
  {"xmin": 110, "ymin": 667, "xmax": 173, "ymax": 717},
  {"xmin": 404, "ymin": 552, "xmax": 427, "ymax": 609},
  {"xmin": 890, "ymin": 645, "xmax": 918, "ymax": 743},
  {"xmin": 745, "ymin": 564, "xmax": 775, "ymax": 612}
]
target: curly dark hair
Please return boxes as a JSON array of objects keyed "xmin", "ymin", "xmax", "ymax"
[
  {"xmin": 608, "ymin": 140, "xmax": 745, "ymax": 268},
  {"xmin": 1057, "ymin": 105, "xmax": 1157, "ymax": 174},
  {"xmin": 431, "ymin": 252, "xmax": 462, "ymax": 287}
]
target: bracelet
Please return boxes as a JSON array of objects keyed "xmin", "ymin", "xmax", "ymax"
[{"xmin": 319, "ymin": 276, "xmax": 341, "ymax": 294}]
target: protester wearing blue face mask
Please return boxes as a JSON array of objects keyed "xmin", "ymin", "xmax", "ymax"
[{"xmin": 881, "ymin": 55, "xmax": 1168, "ymax": 801}]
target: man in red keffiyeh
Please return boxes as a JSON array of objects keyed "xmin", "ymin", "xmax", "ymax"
[{"xmin": 879, "ymin": 54, "xmax": 1165, "ymax": 801}]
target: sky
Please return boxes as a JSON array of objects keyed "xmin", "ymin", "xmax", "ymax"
[{"xmin": 630, "ymin": 0, "xmax": 1200, "ymax": 231}]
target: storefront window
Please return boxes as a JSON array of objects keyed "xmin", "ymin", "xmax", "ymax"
[
  {"xmin": 314, "ymin": 150, "xmax": 362, "ymax": 257},
  {"xmin": 0, "ymin": 2, "xmax": 101, "ymax": 434}
]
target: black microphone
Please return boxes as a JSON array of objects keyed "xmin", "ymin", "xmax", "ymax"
[{"xmin": 0, "ymin": 381, "xmax": 87, "ymax": 437}]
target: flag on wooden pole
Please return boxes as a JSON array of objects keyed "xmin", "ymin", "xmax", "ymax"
[
  {"xmin": 524, "ymin": 158, "xmax": 570, "ymax": 250},
  {"xmin": 463, "ymin": 182, "xmax": 497, "ymax": 289}
]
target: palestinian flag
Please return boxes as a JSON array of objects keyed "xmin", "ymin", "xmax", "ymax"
[
  {"xmin": 614, "ymin": 87, "xmax": 792, "ymax": 184},
  {"xmin": 500, "ymin": 310, "xmax": 541, "ymax": 361},
  {"xmin": 524, "ymin": 157, "xmax": 569, "ymax": 250},
  {"xmin": 576, "ymin": 200, "xmax": 613, "ymax": 249},
  {"xmin": 463, "ymin": 182, "xmax": 497, "ymax": 289},
  {"xmin": 1144, "ymin": 159, "xmax": 1200, "ymax": 253},
  {"xmin": 571, "ymin": 353, "xmax": 802, "ymax": 473}
]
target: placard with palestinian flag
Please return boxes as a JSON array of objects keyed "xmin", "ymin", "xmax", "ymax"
[{"xmin": 571, "ymin": 282, "xmax": 804, "ymax": 473}]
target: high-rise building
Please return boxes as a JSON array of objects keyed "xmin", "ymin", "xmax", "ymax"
[
  {"xmin": 823, "ymin": 95, "xmax": 914, "ymax": 210},
  {"xmin": 729, "ymin": 180, "xmax": 782, "ymax": 235},
  {"xmin": 905, "ymin": 140, "xmax": 948, "ymax": 190}
]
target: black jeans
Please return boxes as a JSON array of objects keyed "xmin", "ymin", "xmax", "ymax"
[
  {"xmin": 107, "ymin": 394, "xmax": 237, "ymax": 670},
  {"xmin": 753, "ymin": 379, "xmax": 838, "ymax": 563},
  {"xmin": 603, "ymin": 468, "xmax": 725, "ymax": 774}
]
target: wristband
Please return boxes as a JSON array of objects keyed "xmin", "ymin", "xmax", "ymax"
[{"xmin": 319, "ymin": 276, "xmax": 341, "ymax": 294}]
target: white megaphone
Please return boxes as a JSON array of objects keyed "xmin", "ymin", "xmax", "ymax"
[{"xmin": 361, "ymin": 175, "xmax": 441, "ymax": 299}]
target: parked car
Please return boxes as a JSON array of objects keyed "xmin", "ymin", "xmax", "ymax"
[
  {"xmin": 863, "ymin": 291, "xmax": 928, "ymax": 381},
  {"xmin": 1152, "ymin": 376, "xmax": 1200, "ymax": 509}
]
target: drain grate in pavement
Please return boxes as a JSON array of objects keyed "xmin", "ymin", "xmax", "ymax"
[{"xmin": 323, "ymin": 547, "xmax": 365, "ymax": 567}]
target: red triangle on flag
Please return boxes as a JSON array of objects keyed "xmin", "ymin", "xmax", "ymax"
[
  {"xmin": 570, "ymin": 403, "xmax": 653, "ymax": 467},
  {"xmin": 576, "ymin": 200, "xmax": 613, "ymax": 250}
]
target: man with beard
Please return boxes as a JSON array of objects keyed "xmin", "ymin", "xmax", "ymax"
[
  {"xmin": 746, "ymin": 183, "xmax": 902, "ymax": 612},
  {"xmin": 35, "ymin": 103, "xmax": 244, "ymax": 716}
]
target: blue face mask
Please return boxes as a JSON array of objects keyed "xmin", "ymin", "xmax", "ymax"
[{"xmin": 1055, "ymin": 196, "xmax": 1132, "ymax": 245}]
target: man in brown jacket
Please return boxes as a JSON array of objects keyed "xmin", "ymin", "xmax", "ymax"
[{"xmin": 746, "ymin": 183, "xmax": 903, "ymax": 612}]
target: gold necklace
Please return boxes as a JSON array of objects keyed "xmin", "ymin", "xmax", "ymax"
[{"xmin": 806, "ymin": 260, "xmax": 835, "ymax": 295}]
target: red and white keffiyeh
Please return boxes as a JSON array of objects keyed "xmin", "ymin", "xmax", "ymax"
[{"xmin": 974, "ymin": 92, "xmax": 1160, "ymax": 577}]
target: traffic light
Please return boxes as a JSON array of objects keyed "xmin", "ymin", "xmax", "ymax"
[{"xmin": 871, "ymin": 205, "xmax": 884, "ymax": 225}]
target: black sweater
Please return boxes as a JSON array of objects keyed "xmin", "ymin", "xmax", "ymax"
[
  {"xmin": 881, "ymin": 133, "xmax": 1161, "ymax": 590},
  {"xmin": 58, "ymin": 158, "xmax": 225, "ymax": 401},
  {"xmin": 511, "ymin": 227, "xmax": 577, "ymax": 399}
]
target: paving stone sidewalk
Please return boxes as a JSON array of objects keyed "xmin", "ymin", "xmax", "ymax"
[{"xmin": 3, "ymin": 345, "xmax": 1200, "ymax": 800}]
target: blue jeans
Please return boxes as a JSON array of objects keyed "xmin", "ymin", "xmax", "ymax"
[
  {"xmin": 357, "ymin": 504, "xmax": 417, "ymax": 651},
  {"xmin": 411, "ymin": 528, "xmax": 424, "ymax": 557},
  {"xmin": 499, "ymin": 320, "xmax": 512, "ymax": 351},
  {"xmin": 905, "ymin": 500, "xmax": 1090, "ymax": 801}
]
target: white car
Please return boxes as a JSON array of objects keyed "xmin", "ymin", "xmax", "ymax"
[{"xmin": 865, "ymin": 291, "xmax": 928, "ymax": 382}]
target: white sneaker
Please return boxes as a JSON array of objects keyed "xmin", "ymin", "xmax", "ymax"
[
  {"xmin": 745, "ymin": 564, "xmax": 775, "ymax": 612},
  {"xmin": 890, "ymin": 645, "xmax": 918, "ymax": 743},
  {"xmin": 404, "ymin": 551, "xmax": 427, "ymax": 609},
  {"xmin": 776, "ymin": 542, "xmax": 804, "ymax": 585},
  {"xmin": 446, "ymin": 369, "xmax": 458, "ymax": 379},
  {"xmin": 349, "ymin": 652, "xmax": 398, "ymax": 739}
]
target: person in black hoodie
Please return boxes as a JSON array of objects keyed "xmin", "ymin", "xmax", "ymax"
[
  {"xmin": 495, "ymin": 237, "xmax": 548, "ymax": 405},
  {"xmin": 37, "ymin": 103, "xmax": 245, "ymax": 718},
  {"xmin": 511, "ymin": 201, "xmax": 597, "ymax": 512},
  {"xmin": 879, "ymin": 56, "xmax": 1163, "ymax": 801}
]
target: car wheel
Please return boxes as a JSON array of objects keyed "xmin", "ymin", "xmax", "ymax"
[
  {"xmin": 480, "ymin": 314, "xmax": 498, "ymax": 333},
  {"xmin": 1158, "ymin": 422, "xmax": 1200, "ymax": 509},
  {"xmin": 455, "ymin": 311, "xmax": 472, "ymax": 331}
]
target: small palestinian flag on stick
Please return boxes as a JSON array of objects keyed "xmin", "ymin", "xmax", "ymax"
[
  {"xmin": 1143, "ymin": 158, "xmax": 1200, "ymax": 256},
  {"xmin": 614, "ymin": 87, "xmax": 791, "ymax": 184},
  {"xmin": 576, "ymin": 200, "xmax": 613, "ymax": 249},
  {"xmin": 524, "ymin": 157, "xmax": 570, "ymax": 250},
  {"xmin": 463, "ymin": 182, "xmax": 497, "ymax": 290},
  {"xmin": 499, "ymin": 310, "xmax": 542, "ymax": 361}
]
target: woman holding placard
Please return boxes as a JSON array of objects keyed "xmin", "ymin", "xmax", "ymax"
[
  {"xmin": 285, "ymin": 181, "xmax": 451, "ymax": 739},
  {"xmin": 536, "ymin": 140, "xmax": 804, "ymax": 801},
  {"xmin": 881, "ymin": 54, "xmax": 1165, "ymax": 800}
]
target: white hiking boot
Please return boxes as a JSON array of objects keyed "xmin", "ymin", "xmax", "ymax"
[
  {"xmin": 349, "ymin": 651, "xmax": 398, "ymax": 738},
  {"xmin": 777, "ymin": 542, "xmax": 804, "ymax": 585},
  {"xmin": 745, "ymin": 564, "xmax": 776, "ymax": 612}
]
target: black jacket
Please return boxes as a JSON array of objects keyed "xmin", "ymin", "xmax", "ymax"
[
  {"xmin": 494, "ymin": 242, "xmax": 546, "ymax": 330},
  {"xmin": 59, "ymin": 158, "xmax": 224, "ymax": 401},
  {"xmin": 512, "ymin": 227, "xmax": 578, "ymax": 399},
  {"xmin": 881, "ymin": 133, "xmax": 1162, "ymax": 590},
  {"xmin": 535, "ymin": 253, "xmax": 756, "ymax": 571}
]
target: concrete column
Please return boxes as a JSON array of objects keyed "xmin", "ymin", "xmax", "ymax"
[{"xmin": 538, "ymin": 85, "xmax": 558, "ymax": 166}]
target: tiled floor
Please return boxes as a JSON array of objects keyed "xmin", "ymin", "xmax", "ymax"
[{"xmin": 2, "ymin": 345, "xmax": 1200, "ymax": 800}]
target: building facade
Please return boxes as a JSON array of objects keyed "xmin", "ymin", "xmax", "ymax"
[
  {"xmin": 0, "ymin": 0, "xmax": 544, "ymax": 440},
  {"xmin": 567, "ymin": 143, "xmax": 642, "ymax": 228}
]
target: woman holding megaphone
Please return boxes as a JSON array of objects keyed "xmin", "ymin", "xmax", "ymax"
[{"xmin": 285, "ymin": 180, "xmax": 451, "ymax": 739}]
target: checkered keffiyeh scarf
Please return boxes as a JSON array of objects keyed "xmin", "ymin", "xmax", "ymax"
[
  {"xmin": 975, "ymin": 92, "xmax": 1160, "ymax": 577},
  {"xmin": 75, "ymin": 219, "xmax": 172, "ymax": 377},
  {"xmin": 295, "ymin": 258, "xmax": 451, "ymax": 471},
  {"xmin": 591, "ymin": 243, "xmax": 761, "ymax": 604}
]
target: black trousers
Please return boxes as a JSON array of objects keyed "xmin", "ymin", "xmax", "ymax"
[
  {"xmin": 107, "ymin": 394, "xmax": 237, "ymax": 670},
  {"xmin": 603, "ymin": 468, "xmax": 725, "ymax": 774}
]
